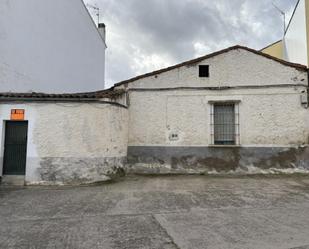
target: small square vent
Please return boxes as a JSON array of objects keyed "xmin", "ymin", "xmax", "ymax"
[{"xmin": 199, "ymin": 65, "xmax": 209, "ymax": 77}]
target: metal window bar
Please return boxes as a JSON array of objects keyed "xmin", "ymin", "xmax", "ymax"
[
  {"xmin": 213, "ymin": 103, "xmax": 236, "ymax": 145},
  {"xmin": 235, "ymin": 103, "xmax": 240, "ymax": 145},
  {"xmin": 210, "ymin": 104, "xmax": 214, "ymax": 144}
]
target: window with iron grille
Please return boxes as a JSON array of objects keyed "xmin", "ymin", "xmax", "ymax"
[{"xmin": 210, "ymin": 102, "xmax": 240, "ymax": 145}]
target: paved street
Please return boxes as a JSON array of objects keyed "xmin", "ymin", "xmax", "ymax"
[{"xmin": 1, "ymin": 175, "xmax": 309, "ymax": 249}]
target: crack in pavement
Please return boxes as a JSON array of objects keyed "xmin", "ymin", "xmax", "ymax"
[{"xmin": 151, "ymin": 214, "xmax": 182, "ymax": 249}]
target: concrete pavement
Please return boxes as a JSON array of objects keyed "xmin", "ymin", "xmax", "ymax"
[{"xmin": 1, "ymin": 175, "xmax": 309, "ymax": 249}]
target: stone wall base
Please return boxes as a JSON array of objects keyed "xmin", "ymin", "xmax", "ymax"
[
  {"xmin": 25, "ymin": 157, "xmax": 126, "ymax": 185},
  {"xmin": 126, "ymin": 146, "xmax": 309, "ymax": 175},
  {"xmin": 11, "ymin": 146, "xmax": 309, "ymax": 185}
]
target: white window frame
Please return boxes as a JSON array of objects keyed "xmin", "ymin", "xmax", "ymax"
[{"xmin": 209, "ymin": 101, "xmax": 240, "ymax": 146}]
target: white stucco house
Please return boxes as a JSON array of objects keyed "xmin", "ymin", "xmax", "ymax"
[
  {"xmin": 0, "ymin": 45, "xmax": 308, "ymax": 185},
  {"xmin": 114, "ymin": 45, "xmax": 309, "ymax": 175},
  {"xmin": 0, "ymin": 0, "xmax": 106, "ymax": 93}
]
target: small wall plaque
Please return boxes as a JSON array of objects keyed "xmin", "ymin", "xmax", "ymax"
[{"xmin": 169, "ymin": 132, "xmax": 179, "ymax": 141}]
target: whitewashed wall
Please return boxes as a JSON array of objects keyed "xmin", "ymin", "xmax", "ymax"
[
  {"xmin": 0, "ymin": 102, "xmax": 128, "ymax": 184},
  {"xmin": 120, "ymin": 49, "xmax": 306, "ymax": 89},
  {"xmin": 283, "ymin": 0, "xmax": 308, "ymax": 66},
  {"xmin": 0, "ymin": 0, "xmax": 106, "ymax": 93},
  {"xmin": 128, "ymin": 88, "xmax": 308, "ymax": 147},
  {"xmin": 118, "ymin": 48, "xmax": 309, "ymax": 173},
  {"xmin": 122, "ymin": 48, "xmax": 308, "ymax": 146}
]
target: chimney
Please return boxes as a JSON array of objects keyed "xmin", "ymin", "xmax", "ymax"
[{"xmin": 98, "ymin": 23, "xmax": 106, "ymax": 45}]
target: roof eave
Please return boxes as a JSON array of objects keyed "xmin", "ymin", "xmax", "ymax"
[{"xmin": 114, "ymin": 45, "xmax": 308, "ymax": 88}]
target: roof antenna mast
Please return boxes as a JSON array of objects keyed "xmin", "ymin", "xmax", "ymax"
[
  {"xmin": 87, "ymin": 3, "xmax": 100, "ymax": 25},
  {"xmin": 272, "ymin": 2, "xmax": 286, "ymax": 37}
]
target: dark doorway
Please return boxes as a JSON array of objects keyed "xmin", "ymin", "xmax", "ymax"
[{"xmin": 3, "ymin": 121, "xmax": 28, "ymax": 175}]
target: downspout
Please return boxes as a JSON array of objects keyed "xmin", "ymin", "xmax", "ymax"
[{"xmin": 307, "ymin": 68, "xmax": 309, "ymax": 105}]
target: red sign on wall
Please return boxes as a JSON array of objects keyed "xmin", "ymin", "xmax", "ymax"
[{"xmin": 11, "ymin": 109, "xmax": 25, "ymax": 121}]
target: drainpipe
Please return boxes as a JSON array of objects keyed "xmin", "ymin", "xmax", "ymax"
[{"xmin": 307, "ymin": 68, "xmax": 309, "ymax": 108}]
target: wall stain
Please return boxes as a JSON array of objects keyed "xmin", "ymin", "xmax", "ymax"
[
  {"xmin": 127, "ymin": 146, "xmax": 309, "ymax": 174},
  {"xmin": 38, "ymin": 157, "xmax": 126, "ymax": 184}
]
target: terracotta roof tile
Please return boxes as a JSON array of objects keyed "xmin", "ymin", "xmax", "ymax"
[{"xmin": 0, "ymin": 88, "xmax": 124, "ymax": 101}]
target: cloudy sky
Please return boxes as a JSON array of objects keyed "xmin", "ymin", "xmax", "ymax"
[{"xmin": 84, "ymin": 0, "xmax": 298, "ymax": 88}]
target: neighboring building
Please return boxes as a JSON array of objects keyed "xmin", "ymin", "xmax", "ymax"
[
  {"xmin": 261, "ymin": 40, "xmax": 284, "ymax": 60},
  {"xmin": 262, "ymin": 0, "xmax": 309, "ymax": 66},
  {"xmin": 0, "ymin": 46, "xmax": 309, "ymax": 185},
  {"xmin": 0, "ymin": 90, "xmax": 128, "ymax": 185},
  {"xmin": 0, "ymin": 0, "xmax": 106, "ymax": 93}
]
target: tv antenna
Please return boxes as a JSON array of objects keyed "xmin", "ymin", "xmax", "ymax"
[
  {"xmin": 87, "ymin": 3, "xmax": 100, "ymax": 25},
  {"xmin": 272, "ymin": 2, "xmax": 286, "ymax": 36}
]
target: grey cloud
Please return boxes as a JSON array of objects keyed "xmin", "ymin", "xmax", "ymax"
[{"xmin": 84, "ymin": 0, "xmax": 298, "ymax": 87}]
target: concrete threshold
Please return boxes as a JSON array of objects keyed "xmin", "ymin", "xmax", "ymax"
[{"xmin": 1, "ymin": 175, "xmax": 25, "ymax": 186}]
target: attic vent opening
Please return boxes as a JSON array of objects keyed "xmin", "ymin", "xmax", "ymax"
[{"xmin": 199, "ymin": 65, "xmax": 209, "ymax": 77}]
